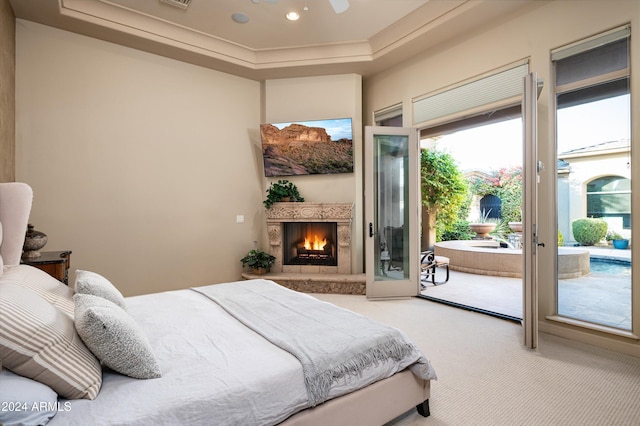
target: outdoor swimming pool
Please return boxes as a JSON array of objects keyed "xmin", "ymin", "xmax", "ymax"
[{"xmin": 590, "ymin": 258, "xmax": 631, "ymax": 276}]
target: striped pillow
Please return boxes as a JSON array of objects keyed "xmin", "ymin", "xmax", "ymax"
[
  {"xmin": 0, "ymin": 282, "xmax": 102, "ymax": 400},
  {"xmin": 1, "ymin": 265, "xmax": 75, "ymax": 318}
]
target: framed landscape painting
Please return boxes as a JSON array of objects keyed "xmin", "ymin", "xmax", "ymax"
[{"xmin": 260, "ymin": 118, "xmax": 353, "ymax": 177}]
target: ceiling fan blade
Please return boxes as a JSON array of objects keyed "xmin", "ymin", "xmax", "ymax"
[{"xmin": 328, "ymin": 0, "xmax": 349, "ymax": 14}]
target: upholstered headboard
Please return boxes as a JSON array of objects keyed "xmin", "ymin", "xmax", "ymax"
[{"xmin": 0, "ymin": 183, "xmax": 33, "ymax": 273}]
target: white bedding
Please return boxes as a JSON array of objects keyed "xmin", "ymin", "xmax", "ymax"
[
  {"xmin": 48, "ymin": 281, "xmax": 431, "ymax": 425},
  {"xmin": 49, "ymin": 288, "xmax": 308, "ymax": 425}
]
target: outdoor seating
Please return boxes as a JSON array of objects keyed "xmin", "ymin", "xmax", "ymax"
[{"xmin": 420, "ymin": 251, "xmax": 450, "ymax": 286}]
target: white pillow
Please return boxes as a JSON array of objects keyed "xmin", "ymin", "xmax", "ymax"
[
  {"xmin": 74, "ymin": 270, "xmax": 127, "ymax": 310},
  {"xmin": 74, "ymin": 293, "xmax": 162, "ymax": 379},
  {"xmin": 0, "ymin": 369, "xmax": 59, "ymax": 426}
]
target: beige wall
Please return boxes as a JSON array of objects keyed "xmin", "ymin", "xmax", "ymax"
[
  {"xmin": 364, "ymin": 0, "xmax": 639, "ymax": 355},
  {"xmin": 15, "ymin": 20, "xmax": 263, "ymax": 296},
  {"xmin": 264, "ymin": 75, "xmax": 363, "ymax": 272},
  {"xmin": 14, "ymin": 21, "xmax": 366, "ymax": 296},
  {"xmin": 0, "ymin": 0, "xmax": 15, "ymax": 182},
  {"xmin": 11, "ymin": 1, "xmax": 640, "ymax": 354}
]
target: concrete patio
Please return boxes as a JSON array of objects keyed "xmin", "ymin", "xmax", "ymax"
[{"xmin": 420, "ymin": 246, "xmax": 632, "ymax": 330}]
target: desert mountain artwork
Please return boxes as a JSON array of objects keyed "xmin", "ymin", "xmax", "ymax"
[{"xmin": 261, "ymin": 118, "xmax": 353, "ymax": 177}]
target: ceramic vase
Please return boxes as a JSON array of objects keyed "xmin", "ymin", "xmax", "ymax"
[{"xmin": 23, "ymin": 224, "xmax": 48, "ymax": 258}]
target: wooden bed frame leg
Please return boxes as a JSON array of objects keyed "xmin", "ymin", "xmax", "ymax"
[{"xmin": 416, "ymin": 399, "xmax": 430, "ymax": 417}]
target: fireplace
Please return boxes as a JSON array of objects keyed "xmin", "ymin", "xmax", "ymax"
[
  {"xmin": 283, "ymin": 222, "xmax": 337, "ymax": 266},
  {"xmin": 266, "ymin": 202, "xmax": 353, "ymax": 274}
]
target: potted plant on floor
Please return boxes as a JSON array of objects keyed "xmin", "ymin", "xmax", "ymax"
[
  {"xmin": 607, "ymin": 231, "xmax": 629, "ymax": 250},
  {"xmin": 241, "ymin": 249, "xmax": 276, "ymax": 274},
  {"xmin": 263, "ymin": 179, "xmax": 305, "ymax": 209}
]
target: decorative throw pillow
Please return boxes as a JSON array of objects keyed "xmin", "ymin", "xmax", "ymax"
[
  {"xmin": 0, "ymin": 282, "xmax": 102, "ymax": 400},
  {"xmin": 74, "ymin": 293, "xmax": 162, "ymax": 379},
  {"xmin": 2, "ymin": 265, "xmax": 75, "ymax": 317},
  {"xmin": 74, "ymin": 270, "xmax": 127, "ymax": 310},
  {"xmin": 0, "ymin": 369, "xmax": 59, "ymax": 426}
]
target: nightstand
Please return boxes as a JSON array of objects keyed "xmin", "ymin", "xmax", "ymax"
[{"xmin": 21, "ymin": 250, "xmax": 72, "ymax": 285}]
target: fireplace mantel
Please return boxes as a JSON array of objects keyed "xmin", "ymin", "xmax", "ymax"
[
  {"xmin": 265, "ymin": 202, "xmax": 353, "ymax": 222},
  {"xmin": 266, "ymin": 202, "xmax": 353, "ymax": 274}
]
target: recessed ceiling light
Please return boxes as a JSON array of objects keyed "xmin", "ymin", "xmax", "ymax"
[
  {"xmin": 232, "ymin": 13, "xmax": 249, "ymax": 24},
  {"xmin": 285, "ymin": 11, "xmax": 300, "ymax": 21}
]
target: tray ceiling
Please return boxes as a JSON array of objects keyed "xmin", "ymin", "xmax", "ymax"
[{"xmin": 9, "ymin": 0, "xmax": 534, "ymax": 80}]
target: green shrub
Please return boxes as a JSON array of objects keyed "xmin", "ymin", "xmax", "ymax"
[
  {"xmin": 558, "ymin": 231, "xmax": 564, "ymax": 246},
  {"xmin": 441, "ymin": 220, "xmax": 475, "ymax": 241},
  {"xmin": 572, "ymin": 218, "xmax": 607, "ymax": 246},
  {"xmin": 421, "ymin": 149, "xmax": 468, "ymax": 240}
]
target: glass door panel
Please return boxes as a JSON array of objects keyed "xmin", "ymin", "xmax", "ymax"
[
  {"xmin": 365, "ymin": 126, "xmax": 419, "ymax": 298},
  {"xmin": 556, "ymin": 94, "xmax": 632, "ymax": 330},
  {"xmin": 553, "ymin": 29, "xmax": 631, "ymax": 331}
]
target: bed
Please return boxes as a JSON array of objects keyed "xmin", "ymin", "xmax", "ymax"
[{"xmin": 0, "ymin": 182, "xmax": 436, "ymax": 426}]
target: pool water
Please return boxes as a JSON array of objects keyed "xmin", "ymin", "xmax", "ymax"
[{"xmin": 590, "ymin": 258, "xmax": 631, "ymax": 276}]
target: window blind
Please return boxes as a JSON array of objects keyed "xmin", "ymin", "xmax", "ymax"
[
  {"xmin": 551, "ymin": 25, "xmax": 630, "ymax": 62},
  {"xmin": 412, "ymin": 62, "xmax": 529, "ymax": 126},
  {"xmin": 374, "ymin": 104, "xmax": 403, "ymax": 125},
  {"xmin": 553, "ymin": 25, "xmax": 630, "ymax": 108}
]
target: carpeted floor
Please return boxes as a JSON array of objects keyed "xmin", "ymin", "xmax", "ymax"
[{"xmin": 312, "ymin": 293, "xmax": 640, "ymax": 426}]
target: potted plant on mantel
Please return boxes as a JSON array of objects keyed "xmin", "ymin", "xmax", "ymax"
[
  {"xmin": 263, "ymin": 179, "xmax": 305, "ymax": 209},
  {"xmin": 240, "ymin": 249, "xmax": 276, "ymax": 275}
]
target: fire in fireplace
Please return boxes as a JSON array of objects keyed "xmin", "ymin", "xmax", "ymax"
[{"xmin": 282, "ymin": 222, "xmax": 337, "ymax": 266}]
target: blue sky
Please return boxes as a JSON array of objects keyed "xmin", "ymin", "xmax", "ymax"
[
  {"xmin": 272, "ymin": 118, "xmax": 352, "ymax": 141},
  {"xmin": 557, "ymin": 94, "xmax": 630, "ymax": 152},
  {"xmin": 424, "ymin": 118, "xmax": 523, "ymax": 172},
  {"xmin": 422, "ymin": 94, "xmax": 630, "ymax": 172}
]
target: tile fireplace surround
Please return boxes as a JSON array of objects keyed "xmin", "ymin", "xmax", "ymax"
[{"xmin": 241, "ymin": 202, "xmax": 365, "ymax": 295}]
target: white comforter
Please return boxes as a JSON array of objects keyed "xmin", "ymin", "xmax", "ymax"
[{"xmin": 49, "ymin": 281, "xmax": 431, "ymax": 425}]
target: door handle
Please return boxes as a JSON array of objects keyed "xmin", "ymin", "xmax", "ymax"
[{"xmin": 369, "ymin": 222, "xmax": 374, "ymax": 238}]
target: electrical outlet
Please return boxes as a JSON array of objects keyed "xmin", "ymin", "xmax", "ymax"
[{"xmin": 236, "ymin": 215, "xmax": 245, "ymax": 223}]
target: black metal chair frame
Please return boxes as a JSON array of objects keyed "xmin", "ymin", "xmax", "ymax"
[{"xmin": 420, "ymin": 250, "xmax": 450, "ymax": 285}]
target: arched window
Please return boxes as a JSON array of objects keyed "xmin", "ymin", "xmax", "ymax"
[{"xmin": 586, "ymin": 176, "xmax": 631, "ymax": 228}]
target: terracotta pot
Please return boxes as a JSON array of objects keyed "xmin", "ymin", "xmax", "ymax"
[
  {"xmin": 508, "ymin": 222, "xmax": 523, "ymax": 233},
  {"xmin": 469, "ymin": 223, "xmax": 496, "ymax": 237}
]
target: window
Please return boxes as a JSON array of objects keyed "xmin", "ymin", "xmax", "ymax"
[
  {"xmin": 553, "ymin": 26, "xmax": 632, "ymax": 331},
  {"xmin": 587, "ymin": 176, "xmax": 631, "ymax": 228}
]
